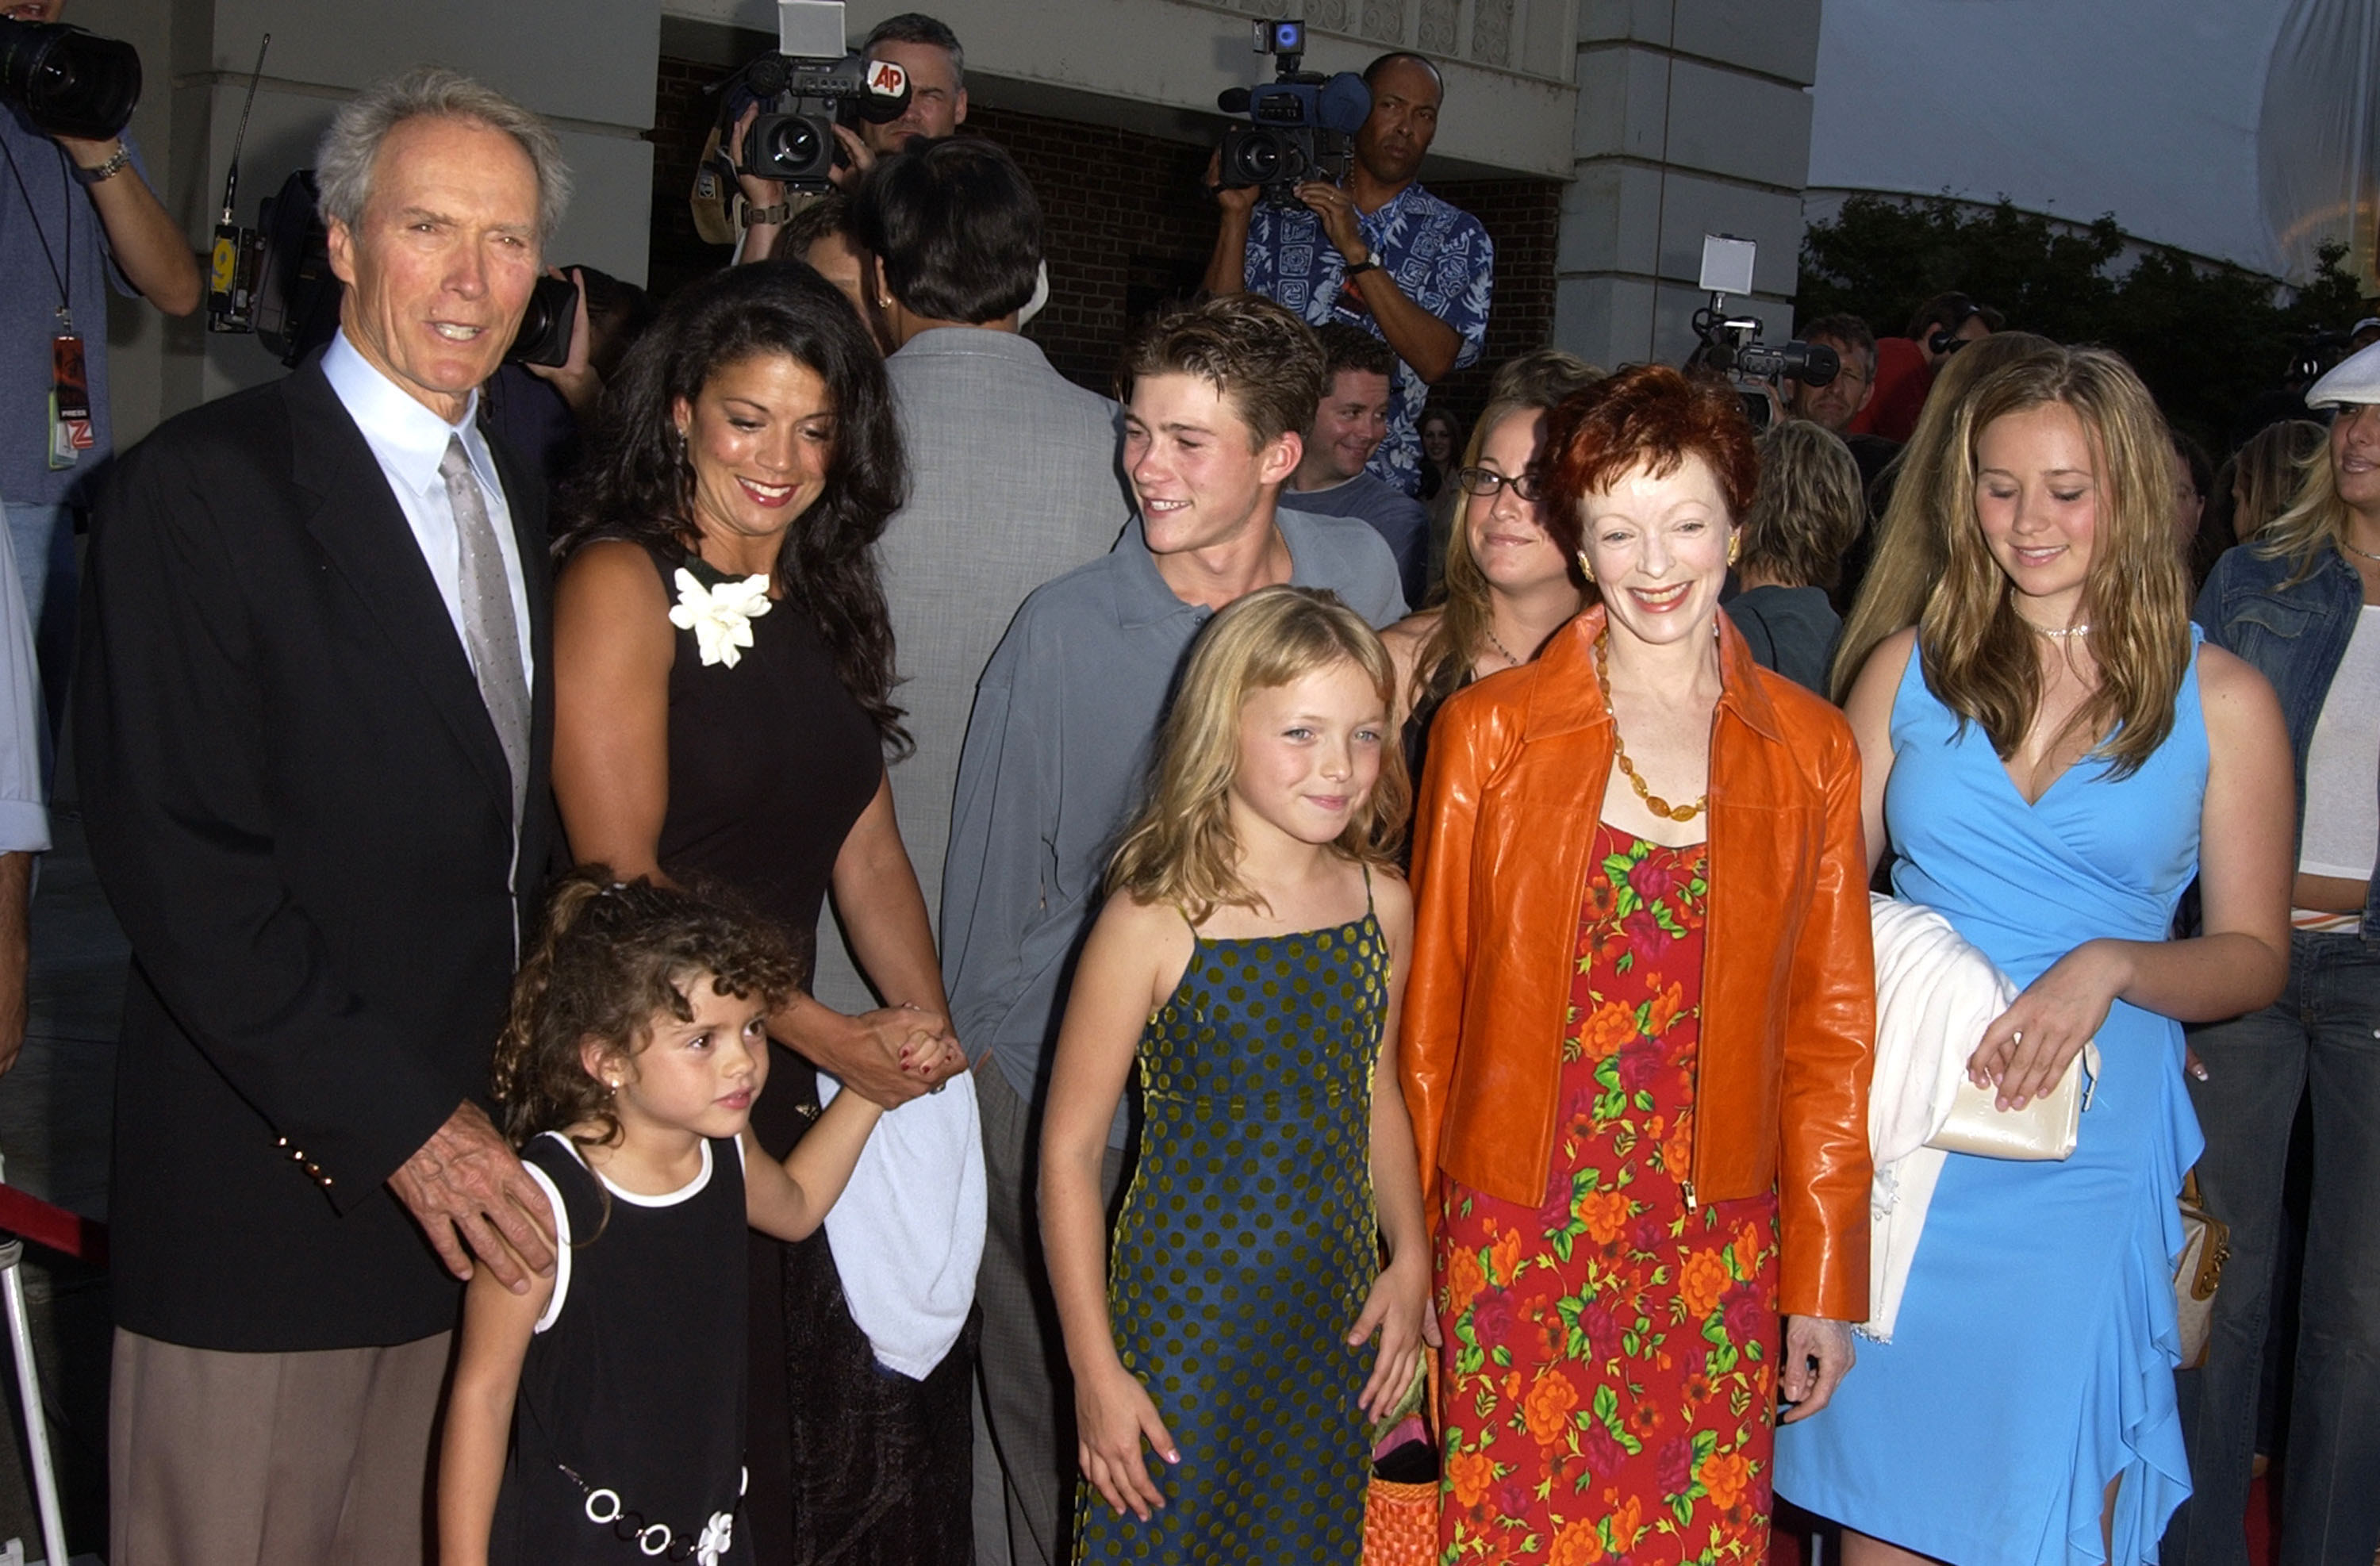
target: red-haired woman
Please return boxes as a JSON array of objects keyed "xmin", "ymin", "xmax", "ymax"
[{"xmin": 1402, "ymin": 364, "xmax": 1875, "ymax": 1561}]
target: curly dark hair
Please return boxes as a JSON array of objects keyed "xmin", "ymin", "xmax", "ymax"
[
  {"xmin": 489, "ymin": 866, "xmax": 801, "ymax": 1150},
  {"xmin": 557, "ymin": 260, "xmax": 912, "ymax": 754}
]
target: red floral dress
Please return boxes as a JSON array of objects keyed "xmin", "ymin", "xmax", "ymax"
[{"xmin": 1436, "ymin": 826, "xmax": 1781, "ymax": 1564}]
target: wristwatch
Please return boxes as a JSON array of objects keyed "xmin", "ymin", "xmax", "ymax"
[
  {"xmin": 72, "ymin": 142, "xmax": 131, "ymax": 186},
  {"xmin": 742, "ymin": 201, "xmax": 793, "ymax": 228},
  {"xmin": 1343, "ymin": 248, "xmax": 1384, "ymax": 279}
]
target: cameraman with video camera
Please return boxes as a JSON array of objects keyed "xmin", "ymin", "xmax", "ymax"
[
  {"xmin": 1204, "ymin": 48, "xmax": 1491, "ymax": 498},
  {"xmin": 733, "ymin": 10, "xmax": 965, "ymax": 262},
  {"xmin": 0, "ymin": 0, "xmax": 198, "ymax": 727}
]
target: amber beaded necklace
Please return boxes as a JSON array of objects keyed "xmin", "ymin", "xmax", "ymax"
[{"xmin": 1594, "ymin": 629, "xmax": 1708, "ymax": 823}]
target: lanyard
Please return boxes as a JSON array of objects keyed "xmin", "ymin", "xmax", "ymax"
[{"xmin": 0, "ymin": 132, "xmax": 70, "ymax": 333}]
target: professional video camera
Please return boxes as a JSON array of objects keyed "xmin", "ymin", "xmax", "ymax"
[
  {"xmin": 1215, "ymin": 20, "xmax": 1369, "ymax": 206},
  {"xmin": 1688, "ymin": 235, "xmax": 1837, "ymax": 430},
  {"xmin": 724, "ymin": 0, "xmax": 910, "ymax": 192},
  {"xmin": 205, "ymin": 38, "xmax": 574, "ymax": 369},
  {"xmin": 0, "ymin": 16, "xmax": 139, "ymax": 140}
]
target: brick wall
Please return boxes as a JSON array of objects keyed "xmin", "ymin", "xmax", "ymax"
[{"xmin": 645, "ymin": 60, "xmax": 1560, "ymax": 431}]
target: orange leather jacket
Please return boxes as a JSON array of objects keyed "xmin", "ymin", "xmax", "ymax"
[{"xmin": 1401, "ymin": 607, "xmax": 1875, "ymax": 1321}]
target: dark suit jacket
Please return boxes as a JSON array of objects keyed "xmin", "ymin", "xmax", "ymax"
[{"xmin": 75, "ymin": 356, "xmax": 560, "ymax": 1351}]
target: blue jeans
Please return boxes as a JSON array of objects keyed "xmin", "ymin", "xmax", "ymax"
[
  {"xmin": 4, "ymin": 500, "xmax": 73, "ymax": 747},
  {"xmin": 2172, "ymin": 931, "xmax": 2380, "ymax": 1566}
]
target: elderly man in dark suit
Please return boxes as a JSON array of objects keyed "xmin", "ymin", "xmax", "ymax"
[{"xmin": 77, "ymin": 67, "xmax": 568, "ymax": 1564}]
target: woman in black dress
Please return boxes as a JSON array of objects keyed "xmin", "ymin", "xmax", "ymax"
[{"xmin": 551, "ymin": 261, "xmax": 973, "ymax": 1564}]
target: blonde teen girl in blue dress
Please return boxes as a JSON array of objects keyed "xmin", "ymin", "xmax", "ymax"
[{"xmin": 1041, "ymin": 586, "xmax": 1438, "ymax": 1564}]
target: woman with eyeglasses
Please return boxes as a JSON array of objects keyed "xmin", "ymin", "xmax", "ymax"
[{"xmin": 1382, "ymin": 350, "xmax": 1603, "ymax": 792}]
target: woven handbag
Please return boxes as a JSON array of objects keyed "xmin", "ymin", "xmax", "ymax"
[
  {"xmin": 1362, "ymin": 1359, "xmax": 1439, "ymax": 1566},
  {"xmin": 2175, "ymin": 1170, "xmax": 2229, "ymax": 1371}
]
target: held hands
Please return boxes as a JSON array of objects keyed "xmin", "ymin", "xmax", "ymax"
[
  {"xmin": 823, "ymin": 1004, "xmax": 965, "ymax": 1110},
  {"xmin": 1077, "ymin": 1359, "xmax": 1179, "ymax": 1522},
  {"xmin": 1350, "ymin": 1251, "xmax": 1439, "ymax": 1422},
  {"xmin": 1778, "ymin": 1316, "xmax": 1855, "ymax": 1424},
  {"xmin": 1967, "ymin": 938, "xmax": 2129, "ymax": 1110},
  {"xmin": 388, "ymin": 1101, "xmax": 558, "ymax": 1293}
]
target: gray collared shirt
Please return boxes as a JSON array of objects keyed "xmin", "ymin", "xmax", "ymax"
[{"xmin": 940, "ymin": 509, "xmax": 1406, "ymax": 1125}]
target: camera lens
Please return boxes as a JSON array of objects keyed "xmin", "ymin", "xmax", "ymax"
[
  {"xmin": 0, "ymin": 20, "xmax": 140, "ymax": 141},
  {"xmin": 764, "ymin": 117, "xmax": 824, "ymax": 178},
  {"xmin": 1229, "ymin": 132, "xmax": 1283, "ymax": 185}
]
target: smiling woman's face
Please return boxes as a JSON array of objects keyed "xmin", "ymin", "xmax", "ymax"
[
  {"xmin": 1576, "ymin": 451, "xmax": 1733, "ymax": 653},
  {"xmin": 674, "ymin": 352, "xmax": 837, "ymax": 551},
  {"xmin": 1464, "ymin": 409, "xmax": 1567, "ymax": 596},
  {"xmin": 2333, "ymin": 402, "xmax": 2380, "ymax": 520}
]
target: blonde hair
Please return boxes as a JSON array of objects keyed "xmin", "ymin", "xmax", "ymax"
[
  {"xmin": 1743, "ymin": 419, "xmax": 1866, "ymax": 589},
  {"xmin": 1410, "ymin": 349, "xmax": 1604, "ymax": 713},
  {"xmin": 1829, "ymin": 331, "xmax": 2059, "ymax": 701},
  {"xmin": 1915, "ymin": 345, "xmax": 2192, "ymax": 779},
  {"xmin": 1109, "ymin": 587, "xmax": 1407, "ymax": 922},
  {"xmin": 2255, "ymin": 419, "xmax": 2358, "ymax": 581}
]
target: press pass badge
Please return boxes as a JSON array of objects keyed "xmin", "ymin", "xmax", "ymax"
[{"xmin": 49, "ymin": 332, "xmax": 93, "ymax": 470}]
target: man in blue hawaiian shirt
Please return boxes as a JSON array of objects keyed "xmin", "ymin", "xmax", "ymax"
[{"xmin": 1203, "ymin": 51, "xmax": 1492, "ymax": 497}]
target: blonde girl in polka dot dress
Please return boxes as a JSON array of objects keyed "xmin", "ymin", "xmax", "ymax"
[{"xmin": 1041, "ymin": 586, "xmax": 1438, "ymax": 1564}]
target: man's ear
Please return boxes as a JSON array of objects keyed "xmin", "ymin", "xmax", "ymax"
[
  {"xmin": 953, "ymin": 86, "xmax": 969, "ymax": 126},
  {"xmin": 1258, "ymin": 429, "xmax": 1303, "ymax": 487},
  {"xmin": 1854, "ymin": 369, "xmax": 1875, "ymax": 414},
  {"xmin": 326, "ymin": 218, "xmax": 358, "ymax": 288}
]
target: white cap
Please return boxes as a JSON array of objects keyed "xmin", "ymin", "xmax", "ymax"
[{"xmin": 2306, "ymin": 338, "xmax": 2380, "ymax": 408}]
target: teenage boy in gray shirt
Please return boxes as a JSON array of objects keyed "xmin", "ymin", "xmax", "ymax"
[{"xmin": 943, "ymin": 294, "xmax": 1403, "ymax": 1566}]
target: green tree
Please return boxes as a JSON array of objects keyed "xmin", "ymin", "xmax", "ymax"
[{"xmin": 1798, "ymin": 194, "xmax": 2372, "ymax": 452}]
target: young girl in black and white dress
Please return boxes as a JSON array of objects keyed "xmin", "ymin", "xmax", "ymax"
[{"xmin": 439, "ymin": 869, "xmax": 957, "ymax": 1565}]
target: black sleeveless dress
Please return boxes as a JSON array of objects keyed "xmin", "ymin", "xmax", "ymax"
[
  {"xmin": 643, "ymin": 544, "xmax": 974, "ymax": 1564},
  {"xmin": 493, "ymin": 1133, "xmax": 750, "ymax": 1564}
]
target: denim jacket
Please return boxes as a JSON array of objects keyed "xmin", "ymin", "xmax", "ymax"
[{"xmin": 2194, "ymin": 539, "xmax": 2379, "ymax": 939}]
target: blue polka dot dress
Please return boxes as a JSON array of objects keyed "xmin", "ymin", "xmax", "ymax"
[{"xmin": 1074, "ymin": 899, "xmax": 1391, "ymax": 1564}]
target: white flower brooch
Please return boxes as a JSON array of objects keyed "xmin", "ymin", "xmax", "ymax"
[
  {"xmin": 697, "ymin": 1510, "xmax": 735, "ymax": 1564},
  {"xmin": 668, "ymin": 567, "xmax": 773, "ymax": 669}
]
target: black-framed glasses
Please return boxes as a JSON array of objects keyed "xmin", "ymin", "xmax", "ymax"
[{"xmin": 1456, "ymin": 466, "xmax": 1544, "ymax": 502}]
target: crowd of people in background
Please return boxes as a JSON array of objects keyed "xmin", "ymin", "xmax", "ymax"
[{"xmin": 0, "ymin": 7, "xmax": 2372, "ymax": 1565}]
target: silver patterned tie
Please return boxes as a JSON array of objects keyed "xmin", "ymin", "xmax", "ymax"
[{"xmin": 440, "ymin": 436, "xmax": 530, "ymax": 830}]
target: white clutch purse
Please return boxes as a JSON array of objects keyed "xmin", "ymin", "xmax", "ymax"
[{"xmin": 1924, "ymin": 1039, "xmax": 2100, "ymax": 1161}]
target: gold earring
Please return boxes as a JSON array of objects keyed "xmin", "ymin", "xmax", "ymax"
[
  {"xmin": 1576, "ymin": 551, "xmax": 1595, "ymax": 583},
  {"xmin": 1727, "ymin": 536, "xmax": 1741, "ymax": 566}
]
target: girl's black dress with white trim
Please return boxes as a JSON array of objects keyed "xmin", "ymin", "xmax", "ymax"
[{"xmin": 490, "ymin": 1131, "xmax": 751, "ymax": 1564}]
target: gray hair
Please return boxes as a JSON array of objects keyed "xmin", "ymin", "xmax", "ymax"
[
  {"xmin": 315, "ymin": 66, "xmax": 571, "ymax": 243},
  {"xmin": 862, "ymin": 13, "xmax": 964, "ymax": 83}
]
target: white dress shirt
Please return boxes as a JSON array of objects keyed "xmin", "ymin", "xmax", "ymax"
[{"xmin": 321, "ymin": 331, "xmax": 536, "ymax": 685}]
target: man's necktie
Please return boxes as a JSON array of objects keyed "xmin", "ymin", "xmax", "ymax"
[{"xmin": 440, "ymin": 436, "xmax": 529, "ymax": 830}]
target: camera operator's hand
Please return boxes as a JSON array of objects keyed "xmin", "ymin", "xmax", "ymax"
[
  {"xmin": 730, "ymin": 106, "xmax": 788, "ymax": 210},
  {"xmin": 524, "ymin": 267, "xmax": 601, "ymax": 422},
  {"xmin": 827, "ymin": 125, "xmax": 877, "ymax": 192},
  {"xmin": 1294, "ymin": 180, "xmax": 1366, "ymax": 265},
  {"xmin": 728, "ymin": 106, "xmax": 795, "ymax": 262},
  {"xmin": 44, "ymin": 132, "xmax": 200, "ymax": 317},
  {"xmin": 1203, "ymin": 151, "xmax": 1258, "ymax": 219}
]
